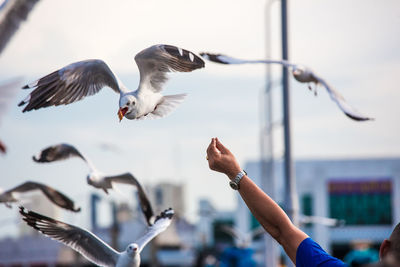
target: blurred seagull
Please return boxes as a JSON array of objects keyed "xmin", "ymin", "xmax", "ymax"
[
  {"xmin": 299, "ymin": 215, "xmax": 345, "ymax": 227},
  {"xmin": 20, "ymin": 207, "xmax": 174, "ymax": 267},
  {"xmin": 18, "ymin": 44, "xmax": 205, "ymax": 121},
  {"xmin": 220, "ymin": 225, "xmax": 265, "ymax": 248},
  {"xmin": 33, "ymin": 143, "xmax": 154, "ymax": 225},
  {"xmin": 200, "ymin": 52, "xmax": 373, "ymax": 121},
  {"xmin": 0, "ymin": 181, "xmax": 81, "ymax": 212}
]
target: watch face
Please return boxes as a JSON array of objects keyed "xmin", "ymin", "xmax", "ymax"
[{"xmin": 229, "ymin": 181, "xmax": 239, "ymax": 190}]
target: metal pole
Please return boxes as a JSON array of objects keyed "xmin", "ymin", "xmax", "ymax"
[
  {"xmin": 281, "ymin": 1, "xmax": 299, "ymax": 266},
  {"xmin": 281, "ymin": 0, "xmax": 299, "ymax": 227},
  {"xmin": 262, "ymin": 1, "xmax": 280, "ymax": 266}
]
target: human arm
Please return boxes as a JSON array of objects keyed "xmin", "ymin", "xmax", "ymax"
[{"xmin": 206, "ymin": 137, "xmax": 308, "ymax": 263}]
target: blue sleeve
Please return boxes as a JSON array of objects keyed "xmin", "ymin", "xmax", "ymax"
[{"xmin": 296, "ymin": 238, "xmax": 348, "ymax": 267}]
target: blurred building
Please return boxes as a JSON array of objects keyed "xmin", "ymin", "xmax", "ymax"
[
  {"xmin": 196, "ymin": 198, "xmax": 235, "ymax": 248},
  {"xmin": 238, "ymin": 157, "xmax": 400, "ymax": 262},
  {"xmin": 147, "ymin": 182, "xmax": 185, "ymax": 216}
]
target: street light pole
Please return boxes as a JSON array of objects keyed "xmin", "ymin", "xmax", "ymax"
[
  {"xmin": 281, "ymin": 0, "xmax": 299, "ymax": 227},
  {"xmin": 262, "ymin": 2, "xmax": 280, "ymax": 266}
]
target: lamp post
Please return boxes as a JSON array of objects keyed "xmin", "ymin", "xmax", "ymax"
[
  {"xmin": 262, "ymin": 0, "xmax": 299, "ymax": 266},
  {"xmin": 280, "ymin": 0, "xmax": 299, "ymax": 228}
]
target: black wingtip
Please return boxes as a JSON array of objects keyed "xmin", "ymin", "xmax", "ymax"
[
  {"xmin": 344, "ymin": 112, "xmax": 374, "ymax": 122},
  {"xmin": 154, "ymin": 208, "xmax": 175, "ymax": 222},
  {"xmin": 162, "ymin": 45, "xmax": 205, "ymax": 70},
  {"xmin": 22, "ymin": 84, "xmax": 29, "ymax": 89},
  {"xmin": 17, "ymin": 100, "xmax": 25, "ymax": 107},
  {"xmin": 19, "ymin": 206, "xmax": 26, "ymax": 214}
]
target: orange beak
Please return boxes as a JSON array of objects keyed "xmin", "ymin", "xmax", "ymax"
[{"xmin": 118, "ymin": 107, "xmax": 128, "ymax": 122}]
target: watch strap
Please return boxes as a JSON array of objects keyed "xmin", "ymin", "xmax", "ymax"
[{"xmin": 230, "ymin": 170, "xmax": 247, "ymax": 190}]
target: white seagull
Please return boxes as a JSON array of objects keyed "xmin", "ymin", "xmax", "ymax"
[
  {"xmin": 200, "ymin": 52, "xmax": 373, "ymax": 121},
  {"xmin": 20, "ymin": 207, "xmax": 174, "ymax": 267},
  {"xmin": 18, "ymin": 44, "xmax": 205, "ymax": 121},
  {"xmin": 33, "ymin": 143, "xmax": 154, "ymax": 225},
  {"xmin": 220, "ymin": 225, "xmax": 265, "ymax": 248},
  {"xmin": 299, "ymin": 215, "xmax": 345, "ymax": 227},
  {"xmin": 0, "ymin": 181, "xmax": 81, "ymax": 212}
]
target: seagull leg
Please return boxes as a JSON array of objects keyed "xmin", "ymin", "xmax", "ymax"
[{"xmin": 5, "ymin": 202, "xmax": 12, "ymax": 209}]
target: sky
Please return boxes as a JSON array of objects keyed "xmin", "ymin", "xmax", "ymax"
[{"xmin": 0, "ymin": 0, "xmax": 399, "ymax": 237}]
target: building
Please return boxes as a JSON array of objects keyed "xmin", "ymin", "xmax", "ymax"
[
  {"xmin": 239, "ymin": 157, "xmax": 400, "ymax": 261},
  {"xmin": 147, "ymin": 182, "xmax": 186, "ymax": 217}
]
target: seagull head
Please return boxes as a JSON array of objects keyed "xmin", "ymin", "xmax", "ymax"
[
  {"xmin": 86, "ymin": 174, "xmax": 95, "ymax": 185},
  {"xmin": 126, "ymin": 243, "xmax": 139, "ymax": 255},
  {"xmin": 292, "ymin": 65, "xmax": 318, "ymax": 84},
  {"xmin": 118, "ymin": 95, "xmax": 137, "ymax": 121}
]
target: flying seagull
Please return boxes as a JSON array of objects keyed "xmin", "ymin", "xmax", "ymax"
[
  {"xmin": 220, "ymin": 225, "xmax": 265, "ymax": 248},
  {"xmin": 33, "ymin": 143, "xmax": 154, "ymax": 225},
  {"xmin": 0, "ymin": 181, "xmax": 81, "ymax": 212},
  {"xmin": 20, "ymin": 207, "xmax": 174, "ymax": 267},
  {"xmin": 299, "ymin": 215, "xmax": 345, "ymax": 227},
  {"xmin": 200, "ymin": 52, "xmax": 373, "ymax": 121},
  {"xmin": 18, "ymin": 44, "xmax": 205, "ymax": 121}
]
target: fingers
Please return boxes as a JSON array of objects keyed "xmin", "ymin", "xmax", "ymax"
[
  {"xmin": 206, "ymin": 138, "xmax": 219, "ymax": 157},
  {"xmin": 206, "ymin": 138, "xmax": 215, "ymax": 155},
  {"xmin": 215, "ymin": 138, "xmax": 230, "ymax": 154}
]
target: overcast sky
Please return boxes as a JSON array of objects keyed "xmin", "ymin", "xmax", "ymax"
[{"xmin": 0, "ymin": 0, "xmax": 399, "ymax": 237}]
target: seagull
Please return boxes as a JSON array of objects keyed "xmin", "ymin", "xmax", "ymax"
[
  {"xmin": 18, "ymin": 44, "xmax": 205, "ymax": 121},
  {"xmin": 20, "ymin": 207, "xmax": 174, "ymax": 267},
  {"xmin": 33, "ymin": 143, "xmax": 154, "ymax": 225},
  {"xmin": 200, "ymin": 52, "xmax": 373, "ymax": 121},
  {"xmin": 0, "ymin": 181, "xmax": 81, "ymax": 212},
  {"xmin": 220, "ymin": 225, "xmax": 265, "ymax": 248},
  {"xmin": 299, "ymin": 215, "xmax": 345, "ymax": 227}
]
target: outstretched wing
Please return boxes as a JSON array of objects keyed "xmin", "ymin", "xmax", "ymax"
[
  {"xmin": 135, "ymin": 44, "xmax": 205, "ymax": 93},
  {"xmin": 250, "ymin": 226, "xmax": 265, "ymax": 239},
  {"xmin": 300, "ymin": 215, "xmax": 345, "ymax": 227},
  {"xmin": 136, "ymin": 208, "xmax": 174, "ymax": 252},
  {"xmin": 104, "ymin": 173, "xmax": 154, "ymax": 225},
  {"xmin": 32, "ymin": 143, "xmax": 96, "ymax": 170},
  {"xmin": 5, "ymin": 181, "xmax": 81, "ymax": 212},
  {"xmin": 20, "ymin": 207, "xmax": 120, "ymax": 267},
  {"xmin": 18, "ymin": 59, "xmax": 122, "ymax": 112},
  {"xmin": 200, "ymin": 52, "xmax": 295, "ymax": 68},
  {"xmin": 220, "ymin": 225, "xmax": 243, "ymax": 241},
  {"xmin": 312, "ymin": 73, "xmax": 373, "ymax": 121}
]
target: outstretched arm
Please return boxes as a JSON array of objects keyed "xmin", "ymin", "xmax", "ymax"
[{"xmin": 206, "ymin": 137, "xmax": 308, "ymax": 263}]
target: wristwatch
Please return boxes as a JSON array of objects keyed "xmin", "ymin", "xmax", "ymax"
[{"xmin": 229, "ymin": 170, "xmax": 247, "ymax": 190}]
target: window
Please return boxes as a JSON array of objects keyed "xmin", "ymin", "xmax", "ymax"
[{"xmin": 328, "ymin": 179, "xmax": 392, "ymax": 225}]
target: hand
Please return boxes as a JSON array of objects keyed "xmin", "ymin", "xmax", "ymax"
[{"xmin": 206, "ymin": 137, "xmax": 242, "ymax": 179}]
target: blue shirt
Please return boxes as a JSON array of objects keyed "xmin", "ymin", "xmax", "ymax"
[{"xmin": 296, "ymin": 238, "xmax": 348, "ymax": 267}]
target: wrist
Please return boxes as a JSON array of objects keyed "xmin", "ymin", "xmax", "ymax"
[
  {"xmin": 227, "ymin": 168, "xmax": 244, "ymax": 180},
  {"xmin": 229, "ymin": 170, "xmax": 247, "ymax": 190}
]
